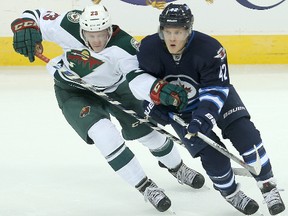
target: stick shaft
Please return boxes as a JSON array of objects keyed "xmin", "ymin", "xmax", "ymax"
[{"xmin": 35, "ymin": 52, "xmax": 254, "ymax": 177}]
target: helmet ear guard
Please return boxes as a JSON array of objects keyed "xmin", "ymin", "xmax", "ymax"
[{"xmin": 159, "ymin": 3, "xmax": 194, "ymax": 35}]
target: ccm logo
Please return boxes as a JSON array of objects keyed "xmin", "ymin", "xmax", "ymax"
[{"xmin": 13, "ymin": 20, "xmax": 37, "ymax": 31}]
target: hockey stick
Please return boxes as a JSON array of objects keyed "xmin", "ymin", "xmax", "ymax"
[
  {"xmin": 35, "ymin": 51, "xmax": 254, "ymax": 177},
  {"xmin": 169, "ymin": 113, "xmax": 261, "ymax": 176},
  {"xmin": 35, "ymin": 52, "xmax": 183, "ymax": 145}
]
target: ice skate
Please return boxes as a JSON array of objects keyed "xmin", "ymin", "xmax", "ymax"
[
  {"xmin": 137, "ymin": 178, "xmax": 171, "ymax": 212},
  {"xmin": 224, "ymin": 184, "xmax": 259, "ymax": 215},
  {"xmin": 258, "ymin": 178, "xmax": 285, "ymax": 215},
  {"xmin": 160, "ymin": 161, "xmax": 205, "ymax": 189}
]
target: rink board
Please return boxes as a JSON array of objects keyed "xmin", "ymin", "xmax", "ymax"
[{"xmin": 1, "ymin": 35, "xmax": 288, "ymax": 65}]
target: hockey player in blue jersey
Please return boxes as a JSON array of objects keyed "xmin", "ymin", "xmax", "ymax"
[{"xmin": 127, "ymin": 3, "xmax": 285, "ymax": 215}]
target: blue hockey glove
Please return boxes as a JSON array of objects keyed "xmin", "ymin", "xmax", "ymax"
[
  {"xmin": 143, "ymin": 101, "xmax": 171, "ymax": 126},
  {"xmin": 150, "ymin": 79, "xmax": 188, "ymax": 111},
  {"xmin": 187, "ymin": 110, "xmax": 216, "ymax": 137},
  {"xmin": 11, "ymin": 18, "xmax": 42, "ymax": 62}
]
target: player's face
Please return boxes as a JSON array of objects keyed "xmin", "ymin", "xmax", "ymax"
[
  {"xmin": 83, "ymin": 29, "xmax": 110, "ymax": 53},
  {"xmin": 162, "ymin": 27, "xmax": 189, "ymax": 54}
]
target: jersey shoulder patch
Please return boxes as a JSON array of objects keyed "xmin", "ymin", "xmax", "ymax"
[
  {"xmin": 60, "ymin": 10, "xmax": 84, "ymax": 44},
  {"xmin": 108, "ymin": 26, "xmax": 138, "ymax": 55},
  {"xmin": 130, "ymin": 38, "xmax": 140, "ymax": 51},
  {"xmin": 66, "ymin": 10, "xmax": 81, "ymax": 23}
]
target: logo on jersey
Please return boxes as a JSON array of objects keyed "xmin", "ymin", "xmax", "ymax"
[
  {"xmin": 223, "ymin": 106, "xmax": 246, "ymax": 119},
  {"xmin": 130, "ymin": 38, "xmax": 140, "ymax": 51},
  {"xmin": 91, "ymin": 11, "xmax": 99, "ymax": 16},
  {"xmin": 43, "ymin": 11, "xmax": 60, "ymax": 21},
  {"xmin": 79, "ymin": 106, "xmax": 91, "ymax": 118},
  {"xmin": 66, "ymin": 49, "xmax": 104, "ymax": 77},
  {"xmin": 67, "ymin": 11, "xmax": 80, "ymax": 23},
  {"xmin": 236, "ymin": 0, "xmax": 286, "ymax": 10},
  {"xmin": 214, "ymin": 47, "xmax": 226, "ymax": 60},
  {"xmin": 165, "ymin": 76, "xmax": 198, "ymax": 100}
]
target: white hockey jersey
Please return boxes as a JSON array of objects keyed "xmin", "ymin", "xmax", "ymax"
[{"xmin": 22, "ymin": 9, "xmax": 140, "ymax": 93}]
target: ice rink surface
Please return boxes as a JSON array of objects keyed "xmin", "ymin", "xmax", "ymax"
[{"xmin": 0, "ymin": 65, "xmax": 287, "ymax": 216}]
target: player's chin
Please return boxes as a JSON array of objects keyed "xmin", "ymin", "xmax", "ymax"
[
  {"xmin": 167, "ymin": 47, "xmax": 178, "ymax": 54},
  {"xmin": 91, "ymin": 45, "xmax": 104, "ymax": 53}
]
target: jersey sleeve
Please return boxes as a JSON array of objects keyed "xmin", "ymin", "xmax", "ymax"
[
  {"xmin": 111, "ymin": 46, "xmax": 156, "ymax": 100},
  {"xmin": 46, "ymin": 55, "xmax": 87, "ymax": 90},
  {"xmin": 108, "ymin": 26, "xmax": 139, "ymax": 55},
  {"xmin": 21, "ymin": 9, "xmax": 84, "ymax": 48},
  {"xmin": 113, "ymin": 47, "xmax": 139, "ymax": 76},
  {"xmin": 195, "ymin": 38, "xmax": 230, "ymax": 117},
  {"xmin": 137, "ymin": 34, "xmax": 162, "ymax": 74},
  {"xmin": 126, "ymin": 34, "xmax": 161, "ymax": 101}
]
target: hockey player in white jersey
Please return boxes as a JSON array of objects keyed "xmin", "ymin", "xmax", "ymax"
[{"xmin": 11, "ymin": 3, "xmax": 205, "ymax": 212}]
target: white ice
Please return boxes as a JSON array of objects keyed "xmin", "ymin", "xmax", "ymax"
[{"xmin": 0, "ymin": 65, "xmax": 287, "ymax": 216}]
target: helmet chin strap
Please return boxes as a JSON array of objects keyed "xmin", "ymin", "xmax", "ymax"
[
  {"xmin": 158, "ymin": 27, "xmax": 164, "ymax": 40},
  {"xmin": 174, "ymin": 41, "xmax": 188, "ymax": 54},
  {"xmin": 105, "ymin": 26, "xmax": 113, "ymax": 46},
  {"xmin": 172, "ymin": 30, "xmax": 195, "ymax": 54}
]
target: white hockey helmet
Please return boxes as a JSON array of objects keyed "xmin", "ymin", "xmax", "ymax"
[
  {"xmin": 79, "ymin": 4, "xmax": 113, "ymax": 48},
  {"xmin": 79, "ymin": 4, "xmax": 112, "ymax": 31}
]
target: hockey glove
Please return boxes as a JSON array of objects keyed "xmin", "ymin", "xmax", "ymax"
[
  {"xmin": 11, "ymin": 18, "xmax": 42, "ymax": 62},
  {"xmin": 187, "ymin": 109, "xmax": 216, "ymax": 137},
  {"xmin": 143, "ymin": 101, "xmax": 171, "ymax": 126},
  {"xmin": 150, "ymin": 79, "xmax": 188, "ymax": 111}
]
